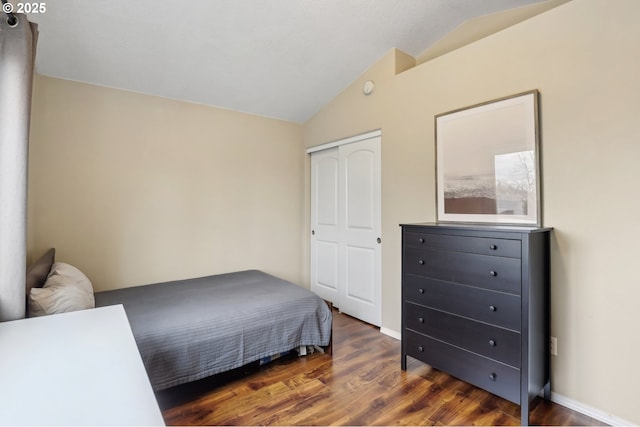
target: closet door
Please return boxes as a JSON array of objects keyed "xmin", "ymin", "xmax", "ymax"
[
  {"xmin": 310, "ymin": 148, "xmax": 340, "ymax": 304},
  {"xmin": 310, "ymin": 134, "xmax": 381, "ymax": 326}
]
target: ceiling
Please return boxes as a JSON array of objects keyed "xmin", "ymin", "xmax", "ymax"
[{"xmin": 27, "ymin": 0, "xmax": 555, "ymax": 123}]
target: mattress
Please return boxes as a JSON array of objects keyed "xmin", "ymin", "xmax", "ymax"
[{"xmin": 94, "ymin": 269, "xmax": 332, "ymax": 390}]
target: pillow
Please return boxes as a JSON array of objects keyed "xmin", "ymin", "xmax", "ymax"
[{"xmin": 28, "ymin": 262, "xmax": 95, "ymax": 317}]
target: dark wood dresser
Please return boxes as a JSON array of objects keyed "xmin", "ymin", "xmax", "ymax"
[{"xmin": 400, "ymin": 223, "xmax": 551, "ymax": 426}]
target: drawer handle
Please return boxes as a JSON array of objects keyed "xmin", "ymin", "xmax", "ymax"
[
  {"xmin": 489, "ymin": 373, "xmax": 497, "ymax": 381},
  {"xmin": 418, "ymin": 317, "xmax": 424, "ymax": 324},
  {"xmin": 418, "ymin": 237, "xmax": 425, "ymax": 244},
  {"xmin": 489, "ymin": 244, "xmax": 498, "ymax": 250},
  {"xmin": 418, "ymin": 259, "xmax": 425, "ymax": 265},
  {"xmin": 489, "ymin": 270, "xmax": 497, "ymax": 277},
  {"xmin": 418, "ymin": 288, "xmax": 424, "ymax": 294},
  {"xmin": 489, "ymin": 305, "xmax": 497, "ymax": 312},
  {"xmin": 489, "ymin": 339, "xmax": 496, "ymax": 347},
  {"xmin": 418, "ymin": 346, "xmax": 424, "ymax": 352}
]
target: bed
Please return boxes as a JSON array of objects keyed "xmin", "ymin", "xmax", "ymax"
[{"xmin": 26, "ymin": 248, "xmax": 332, "ymax": 391}]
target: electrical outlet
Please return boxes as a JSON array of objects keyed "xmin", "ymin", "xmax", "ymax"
[{"xmin": 550, "ymin": 336, "xmax": 558, "ymax": 356}]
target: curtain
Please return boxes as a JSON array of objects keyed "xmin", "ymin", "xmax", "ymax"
[{"xmin": 0, "ymin": 14, "xmax": 38, "ymax": 321}]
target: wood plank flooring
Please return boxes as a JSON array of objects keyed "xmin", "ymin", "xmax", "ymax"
[{"xmin": 158, "ymin": 309, "xmax": 605, "ymax": 426}]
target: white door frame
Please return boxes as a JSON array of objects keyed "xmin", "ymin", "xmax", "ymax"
[{"xmin": 306, "ymin": 129, "xmax": 381, "ymax": 154}]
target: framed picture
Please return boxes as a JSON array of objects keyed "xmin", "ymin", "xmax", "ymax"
[{"xmin": 435, "ymin": 90, "xmax": 540, "ymax": 225}]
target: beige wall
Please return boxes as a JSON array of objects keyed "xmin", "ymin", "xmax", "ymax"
[
  {"xmin": 29, "ymin": 76, "xmax": 304, "ymax": 291},
  {"xmin": 303, "ymin": 0, "xmax": 640, "ymax": 423}
]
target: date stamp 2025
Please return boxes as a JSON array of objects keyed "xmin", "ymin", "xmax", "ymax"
[{"xmin": 3, "ymin": 2, "xmax": 47, "ymax": 14}]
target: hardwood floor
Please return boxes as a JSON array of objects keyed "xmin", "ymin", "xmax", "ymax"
[{"xmin": 159, "ymin": 309, "xmax": 605, "ymax": 426}]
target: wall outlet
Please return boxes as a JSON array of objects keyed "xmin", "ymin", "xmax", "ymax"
[{"xmin": 550, "ymin": 336, "xmax": 558, "ymax": 356}]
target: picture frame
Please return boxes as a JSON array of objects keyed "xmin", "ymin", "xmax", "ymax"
[{"xmin": 435, "ymin": 90, "xmax": 541, "ymax": 225}]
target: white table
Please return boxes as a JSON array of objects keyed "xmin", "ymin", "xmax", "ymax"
[{"xmin": 0, "ymin": 305, "xmax": 165, "ymax": 426}]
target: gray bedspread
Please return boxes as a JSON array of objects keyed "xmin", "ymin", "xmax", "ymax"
[{"xmin": 94, "ymin": 270, "xmax": 332, "ymax": 391}]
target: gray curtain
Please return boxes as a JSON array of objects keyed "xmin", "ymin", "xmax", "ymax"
[{"xmin": 0, "ymin": 14, "xmax": 38, "ymax": 321}]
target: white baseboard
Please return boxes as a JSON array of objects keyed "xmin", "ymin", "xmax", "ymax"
[
  {"xmin": 380, "ymin": 327, "xmax": 401, "ymax": 340},
  {"xmin": 549, "ymin": 391, "xmax": 634, "ymax": 426}
]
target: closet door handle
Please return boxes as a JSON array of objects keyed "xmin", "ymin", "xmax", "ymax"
[
  {"xmin": 489, "ymin": 270, "xmax": 497, "ymax": 277},
  {"xmin": 489, "ymin": 339, "xmax": 496, "ymax": 347},
  {"xmin": 489, "ymin": 305, "xmax": 497, "ymax": 312},
  {"xmin": 489, "ymin": 244, "xmax": 497, "ymax": 250},
  {"xmin": 418, "ymin": 259, "xmax": 425, "ymax": 265}
]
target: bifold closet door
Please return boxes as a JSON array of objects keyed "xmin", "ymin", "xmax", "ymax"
[{"xmin": 310, "ymin": 135, "xmax": 381, "ymax": 326}]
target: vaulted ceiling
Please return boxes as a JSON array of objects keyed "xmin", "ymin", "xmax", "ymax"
[{"xmin": 27, "ymin": 0, "xmax": 564, "ymax": 123}]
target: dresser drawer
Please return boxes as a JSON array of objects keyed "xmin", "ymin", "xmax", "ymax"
[
  {"xmin": 405, "ymin": 303, "xmax": 521, "ymax": 367},
  {"xmin": 403, "ymin": 274, "xmax": 521, "ymax": 331},
  {"xmin": 404, "ymin": 231, "xmax": 521, "ymax": 259},
  {"xmin": 404, "ymin": 247, "xmax": 521, "ymax": 295},
  {"xmin": 404, "ymin": 330, "xmax": 520, "ymax": 404}
]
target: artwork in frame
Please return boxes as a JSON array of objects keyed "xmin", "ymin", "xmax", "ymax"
[{"xmin": 435, "ymin": 90, "xmax": 541, "ymax": 225}]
